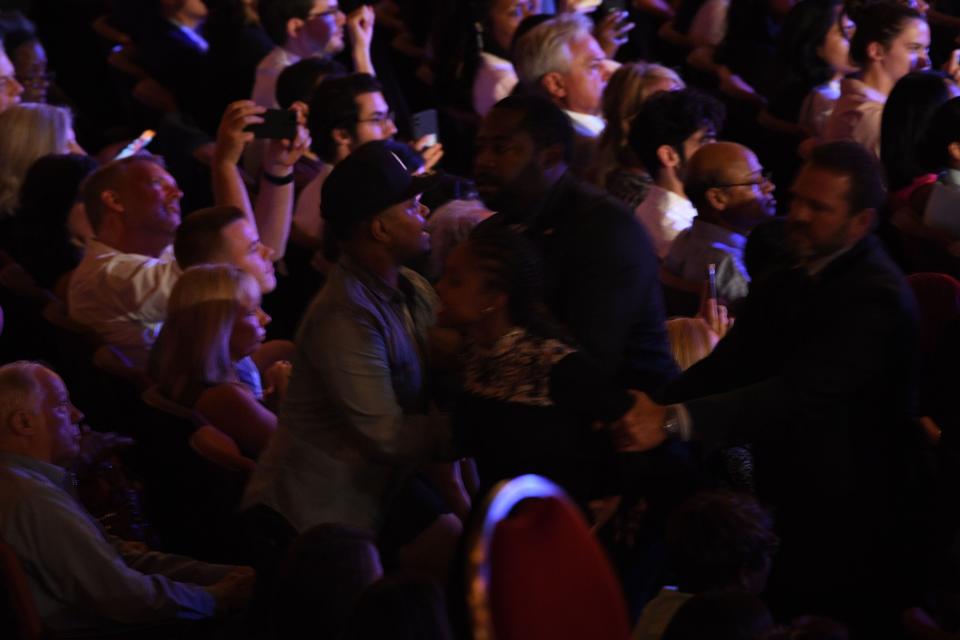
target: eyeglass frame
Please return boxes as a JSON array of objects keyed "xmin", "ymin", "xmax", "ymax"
[
  {"xmin": 712, "ymin": 170, "xmax": 773, "ymax": 189},
  {"xmin": 356, "ymin": 110, "xmax": 396, "ymax": 127}
]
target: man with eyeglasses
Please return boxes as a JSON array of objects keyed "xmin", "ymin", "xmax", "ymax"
[
  {"xmin": 0, "ymin": 43, "xmax": 24, "ymax": 113},
  {"xmin": 253, "ymin": 0, "xmax": 374, "ymax": 109},
  {"xmin": 663, "ymin": 141, "xmax": 777, "ymax": 308},
  {"xmin": 629, "ymin": 88, "xmax": 727, "ymax": 260}
]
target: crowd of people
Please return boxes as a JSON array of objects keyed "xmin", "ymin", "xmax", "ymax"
[{"xmin": 0, "ymin": 0, "xmax": 958, "ymax": 638}]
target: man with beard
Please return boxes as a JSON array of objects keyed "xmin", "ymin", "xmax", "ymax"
[
  {"xmin": 614, "ymin": 141, "xmax": 920, "ymax": 635},
  {"xmin": 474, "ymin": 94, "xmax": 677, "ymax": 392}
]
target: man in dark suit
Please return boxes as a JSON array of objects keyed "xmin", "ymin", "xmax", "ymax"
[
  {"xmin": 619, "ymin": 141, "xmax": 921, "ymax": 632},
  {"xmin": 473, "ymin": 94, "xmax": 678, "ymax": 392}
]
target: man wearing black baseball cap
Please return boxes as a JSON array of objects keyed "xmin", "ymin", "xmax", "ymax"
[{"xmin": 243, "ymin": 140, "xmax": 456, "ymax": 573}]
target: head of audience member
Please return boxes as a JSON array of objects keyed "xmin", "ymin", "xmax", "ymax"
[
  {"xmin": 424, "ymin": 199, "xmax": 494, "ymax": 281},
  {"xmin": 0, "ymin": 11, "xmax": 48, "ymax": 104},
  {"xmin": 0, "ymin": 362, "xmax": 84, "ymax": 468},
  {"xmin": 81, "ymin": 155, "xmax": 183, "ymax": 258},
  {"xmin": 13, "ymin": 154, "xmax": 99, "ymax": 290},
  {"xmin": 148, "ymin": 264, "xmax": 268, "ymax": 405},
  {"xmin": 666, "ymin": 490, "xmax": 779, "ymax": 594},
  {"xmin": 922, "ymin": 95, "xmax": 960, "ymax": 172},
  {"xmin": 321, "ymin": 140, "xmax": 439, "ymax": 265},
  {"xmin": 777, "ymin": 0, "xmax": 857, "ymax": 92},
  {"xmin": 482, "ymin": 0, "xmax": 538, "ymax": 55},
  {"xmin": 0, "ymin": 38, "xmax": 22, "ymax": 112},
  {"xmin": 309, "ymin": 73, "xmax": 397, "ymax": 165},
  {"xmin": 594, "ymin": 62, "xmax": 685, "ymax": 180},
  {"xmin": 513, "ymin": 13, "xmax": 606, "ymax": 116},
  {"xmin": 0, "ymin": 103, "xmax": 82, "ymax": 215},
  {"xmin": 881, "ymin": 70, "xmax": 956, "ymax": 191},
  {"xmin": 158, "ymin": 0, "xmax": 209, "ymax": 27},
  {"xmin": 274, "ymin": 524, "xmax": 384, "ymax": 640},
  {"xmin": 628, "ymin": 88, "xmax": 725, "ymax": 195},
  {"xmin": 342, "ymin": 574, "xmax": 455, "ymax": 640},
  {"xmin": 787, "ymin": 141, "xmax": 886, "ymax": 265},
  {"xmin": 474, "ymin": 94, "xmax": 573, "ymax": 216},
  {"xmin": 661, "ymin": 591, "xmax": 776, "ymax": 640},
  {"xmin": 436, "ymin": 225, "xmax": 566, "ymax": 343},
  {"xmin": 666, "ymin": 317, "xmax": 719, "ymax": 371},
  {"xmin": 848, "ymin": 1, "xmax": 928, "ymax": 93},
  {"xmin": 259, "ymin": 0, "xmax": 346, "ymax": 57},
  {"xmin": 683, "ymin": 143, "xmax": 777, "ymax": 234},
  {"xmin": 276, "ymin": 56, "xmax": 345, "ymax": 108},
  {"xmin": 175, "ymin": 206, "xmax": 277, "ymax": 293}
]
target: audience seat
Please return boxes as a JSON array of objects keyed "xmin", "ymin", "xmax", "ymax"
[{"xmin": 465, "ymin": 475, "xmax": 631, "ymax": 640}]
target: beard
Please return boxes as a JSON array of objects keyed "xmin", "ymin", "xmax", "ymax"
[{"xmin": 785, "ymin": 219, "xmax": 850, "ymax": 264}]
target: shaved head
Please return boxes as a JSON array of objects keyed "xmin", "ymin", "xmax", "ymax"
[{"xmin": 684, "ymin": 142, "xmax": 776, "ymax": 231}]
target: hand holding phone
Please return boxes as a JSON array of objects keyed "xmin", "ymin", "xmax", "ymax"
[
  {"xmin": 411, "ymin": 109, "xmax": 439, "ymax": 149},
  {"xmin": 244, "ymin": 109, "xmax": 298, "ymax": 140}
]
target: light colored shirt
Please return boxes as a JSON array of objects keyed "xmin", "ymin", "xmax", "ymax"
[
  {"xmin": 243, "ymin": 256, "xmax": 445, "ymax": 532},
  {"xmin": 252, "ymin": 46, "xmax": 300, "ymax": 108},
  {"xmin": 565, "ymin": 110, "xmax": 606, "ymax": 138},
  {"xmin": 634, "ymin": 185, "xmax": 697, "ymax": 259},
  {"xmin": 473, "ymin": 52, "xmax": 518, "ymax": 117},
  {"xmin": 0, "ymin": 453, "xmax": 222, "ymax": 630},
  {"xmin": 68, "ymin": 239, "xmax": 181, "ymax": 370},
  {"xmin": 688, "ymin": 0, "xmax": 729, "ymax": 47},
  {"xmin": 664, "ymin": 218, "xmax": 750, "ymax": 305},
  {"xmin": 798, "ymin": 79, "xmax": 840, "ymax": 138},
  {"xmin": 823, "ymin": 77, "xmax": 886, "ymax": 156}
]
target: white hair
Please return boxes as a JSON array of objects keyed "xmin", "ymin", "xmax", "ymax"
[
  {"xmin": 513, "ymin": 13, "xmax": 594, "ymax": 86},
  {"xmin": 0, "ymin": 361, "xmax": 45, "ymax": 428}
]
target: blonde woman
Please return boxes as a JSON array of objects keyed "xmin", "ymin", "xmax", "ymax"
[
  {"xmin": 0, "ymin": 103, "xmax": 83, "ymax": 215},
  {"xmin": 148, "ymin": 264, "xmax": 280, "ymax": 458},
  {"xmin": 591, "ymin": 62, "xmax": 685, "ymax": 208}
]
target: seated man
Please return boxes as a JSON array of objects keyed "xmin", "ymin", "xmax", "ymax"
[
  {"xmin": 663, "ymin": 142, "xmax": 777, "ymax": 307},
  {"xmin": 0, "ymin": 361, "xmax": 254, "ymax": 632},
  {"xmin": 628, "ymin": 89, "xmax": 725, "ymax": 259}
]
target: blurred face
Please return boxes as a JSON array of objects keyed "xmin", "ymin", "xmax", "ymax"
[
  {"xmin": 221, "ymin": 219, "xmax": 277, "ymax": 293},
  {"xmin": 715, "ymin": 150, "xmax": 777, "ymax": 230},
  {"xmin": 353, "ymin": 91, "xmax": 397, "ymax": 147},
  {"xmin": 786, "ymin": 164, "xmax": 862, "ymax": 262},
  {"xmin": 377, "ymin": 196, "xmax": 430, "ymax": 261},
  {"xmin": 435, "ymin": 243, "xmax": 502, "ymax": 328},
  {"xmin": 488, "ymin": 0, "xmax": 537, "ymax": 52},
  {"xmin": 877, "ymin": 18, "xmax": 930, "ymax": 82},
  {"xmin": 230, "ymin": 290, "xmax": 270, "ymax": 361},
  {"xmin": 817, "ymin": 10, "xmax": 857, "ymax": 75},
  {"xmin": 303, "ymin": 0, "xmax": 346, "ymax": 56},
  {"xmin": 555, "ymin": 34, "xmax": 606, "ymax": 115},
  {"xmin": 32, "ymin": 369, "xmax": 84, "ymax": 467},
  {"xmin": 474, "ymin": 108, "xmax": 553, "ymax": 212},
  {"xmin": 12, "ymin": 39, "xmax": 48, "ymax": 104},
  {"xmin": 182, "ymin": 0, "xmax": 209, "ymax": 20},
  {"xmin": 0, "ymin": 49, "xmax": 24, "ymax": 113},
  {"xmin": 117, "ymin": 161, "xmax": 183, "ymax": 238}
]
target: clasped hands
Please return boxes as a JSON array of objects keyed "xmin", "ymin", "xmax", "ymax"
[{"xmin": 603, "ymin": 390, "xmax": 669, "ymax": 453}]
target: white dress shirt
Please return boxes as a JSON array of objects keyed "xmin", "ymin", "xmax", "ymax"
[{"xmin": 634, "ymin": 185, "xmax": 697, "ymax": 259}]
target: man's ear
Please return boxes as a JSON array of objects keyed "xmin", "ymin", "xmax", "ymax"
[
  {"xmin": 705, "ymin": 186, "xmax": 728, "ymax": 211},
  {"xmin": 849, "ymin": 207, "xmax": 877, "ymax": 238},
  {"xmin": 656, "ymin": 144, "xmax": 681, "ymax": 169},
  {"xmin": 99, "ymin": 189, "xmax": 123, "ymax": 213},
  {"xmin": 536, "ymin": 142, "xmax": 566, "ymax": 171},
  {"xmin": 7, "ymin": 409, "xmax": 34, "ymax": 438},
  {"xmin": 369, "ymin": 214, "xmax": 392, "ymax": 244},
  {"xmin": 331, "ymin": 127, "xmax": 353, "ymax": 147},
  {"xmin": 286, "ymin": 17, "xmax": 306, "ymax": 42},
  {"xmin": 540, "ymin": 72, "xmax": 567, "ymax": 102},
  {"xmin": 948, "ymin": 141, "xmax": 960, "ymax": 165}
]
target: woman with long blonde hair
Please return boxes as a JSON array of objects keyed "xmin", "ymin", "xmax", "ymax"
[
  {"xmin": 0, "ymin": 103, "xmax": 82, "ymax": 216},
  {"xmin": 148, "ymin": 264, "xmax": 278, "ymax": 457}
]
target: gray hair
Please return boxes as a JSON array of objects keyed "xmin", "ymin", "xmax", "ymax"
[
  {"xmin": 513, "ymin": 13, "xmax": 593, "ymax": 87},
  {"xmin": 0, "ymin": 361, "xmax": 45, "ymax": 428}
]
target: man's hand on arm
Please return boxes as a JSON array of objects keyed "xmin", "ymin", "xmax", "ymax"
[
  {"xmin": 609, "ymin": 390, "xmax": 670, "ymax": 452},
  {"xmin": 211, "ymin": 101, "xmax": 265, "ymax": 222}
]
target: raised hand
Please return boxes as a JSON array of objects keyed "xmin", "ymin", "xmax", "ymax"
[{"xmin": 214, "ymin": 101, "xmax": 265, "ymax": 167}]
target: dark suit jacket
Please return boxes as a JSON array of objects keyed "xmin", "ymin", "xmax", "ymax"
[
  {"xmin": 480, "ymin": 172, "xmax": 679, "ymax": 391},
  {"xmin": 660, "ymin": 234, "xmax": 920, "ymax": 592}
]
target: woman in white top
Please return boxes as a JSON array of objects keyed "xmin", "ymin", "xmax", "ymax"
[
  {"xmin": 472, "ymin": 0, "xmax": 539, "ymax": 116},
  {"xmin": 823, "ymin": 1, "xmax": 929, "ymax": 155}
]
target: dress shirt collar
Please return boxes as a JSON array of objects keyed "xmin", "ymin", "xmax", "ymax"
[
  {"xmin": 564, "ymin": 110, "xmax": 606, "ymax": 138},
  {"xmin": 0, "ymin": 452, "xmax": 70, "ymax": 488}
]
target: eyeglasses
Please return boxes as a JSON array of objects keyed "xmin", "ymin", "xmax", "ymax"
[
  {"xmin": 16, "ymin": 72, "xmax": 54, "ymax": 88},
  {"xmin": 357, "ymin": 110, "xmax": 395, "ymax": 127},
  {"xmin": 307, "ymin": 6, "xmax": 340, "ymax": 20},
  {"xmin": 713, "ymin": 171, "xmax": 773, "ymax": 189}
]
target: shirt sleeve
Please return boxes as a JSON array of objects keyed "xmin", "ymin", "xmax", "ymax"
[
  {"xmin": 4, "ymin": 490, "xmax": 215, "ymax": 624},
  {"xmin": 101, "ymin": 253, "xmax": 182, "ymax": 325}
]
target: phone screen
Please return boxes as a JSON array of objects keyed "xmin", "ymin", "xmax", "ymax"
[
  {"xmin": 114, "ymin": 130, "xmax": 156, "ymax": 160},
  {"xmin": 411, "ymin": 109, "xmax": 439, "ymax": 147},
  {"xmin": 245, "ymin": 109, "xmax": 297, "ymax": 140}
]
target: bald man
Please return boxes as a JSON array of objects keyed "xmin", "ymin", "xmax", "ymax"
[
  {"xmin": 663, "ymin": 141, "xmax": 776, "ymax": 307},
  {"xmin": 0, "ymin": 362, "xmax": 254, "ymax": 632}
]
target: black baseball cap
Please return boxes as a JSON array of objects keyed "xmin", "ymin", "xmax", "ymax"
[{"xmin": 321, "ymin": 140, "xmax": 441, "ymax": 241}]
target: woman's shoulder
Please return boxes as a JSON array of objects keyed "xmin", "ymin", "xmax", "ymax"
[{"xmin": 195, "ymin": 382, "xmax": 258, "ymax": 418}]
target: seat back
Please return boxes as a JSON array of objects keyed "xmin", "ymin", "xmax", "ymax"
[{"xmin": 465, "ymin": 475, "xmax": 630, "ymax": 640}]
